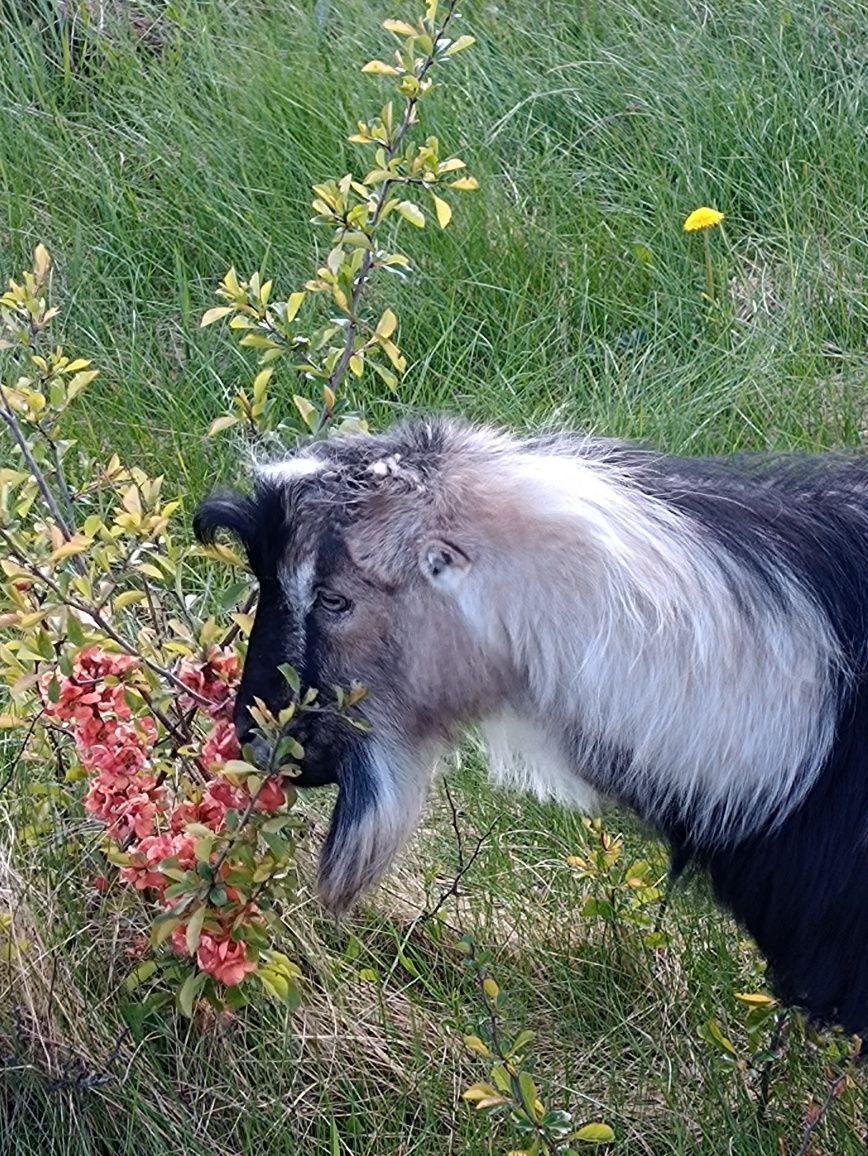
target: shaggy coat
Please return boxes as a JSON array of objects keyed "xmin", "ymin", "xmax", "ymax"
[{"xmin": 194, "ymin": 417, "xmax": 868, "ymax": 1039}]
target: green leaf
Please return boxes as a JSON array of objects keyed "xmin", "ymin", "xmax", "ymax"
[
  {"xmin": 574, "ymin": 1123, "xmax": 615, "ymax": 1144},
  {"xmin": 150, "ymin": 915, "xmax": 183, "ymax": 948},
  {"xmin": 278, "ymin": 663, "xmax": 301, "ymax": 694},
  {"xmin": 509, "ymin": 1029, "xmax": 536, "ymax": 1056},
  {"xmin": 124, "ymin": 960, "xmax": 158, "ymax": 992},
  {"xmin": 518, "ymin": 1072, "xmax": 540, "ymax": 1119},
  {"xmin": 185, "ymin": 906, "xmax": 206, "ymax": 956},
  {"xmin": 177, "ymin": 970, "xmax": 206, "ymax": 1018}
]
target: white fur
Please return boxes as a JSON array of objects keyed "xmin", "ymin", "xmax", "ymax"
[
  {"xmin": 483, "ymin": 712, "xmax": 605, "ymax": 814},
  {"xmin": 458, "ymin": 441, "xmax": 843, "ymax": 844},
  {"xmin": 258, "ymin": 456, "xmax": 322, "ymax": 482}
]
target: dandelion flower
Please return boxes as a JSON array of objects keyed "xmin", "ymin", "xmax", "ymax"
[{"xmin": 683, "ymin": 207, "xmax": 725, "ymax": 232}]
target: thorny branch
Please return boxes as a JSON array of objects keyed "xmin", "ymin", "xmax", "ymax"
[
  {"xmin": 383, "ymin": 775, "xmax": 497, "ymax": 988},
  {"xmin": 795, "ymin": 1068, "xmax": 849, "ymax": 1156},
  {"xmin": 426, "ymin": 777, "xmax": 497, "ymax": 924}
]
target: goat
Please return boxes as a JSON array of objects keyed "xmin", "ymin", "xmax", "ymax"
[{"xmin": 194, "ymin": 416, "xmax": 868, "ymax": 1038}]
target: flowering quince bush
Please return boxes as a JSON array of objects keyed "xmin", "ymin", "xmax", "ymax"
[
  {"xmin": 0, "ymin": 0, "xmax": 477, "ymax": 1023},
  {"xmin": 0, "ymin": 248, "xmax": 337, "ymax": 1015}
]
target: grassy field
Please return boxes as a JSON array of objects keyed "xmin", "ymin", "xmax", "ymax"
[{"xmin": 1, "ymin": 0, "xmax": 867, "ymax": 1153}]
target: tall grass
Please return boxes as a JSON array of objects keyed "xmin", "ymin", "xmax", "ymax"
[{"xmin": 1, "ymin": 1, "xmax": 866, "ymax": 1152}]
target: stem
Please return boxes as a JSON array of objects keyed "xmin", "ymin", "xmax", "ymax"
[
  {"xmin": 703, "ymin": 229, "xmax": 715, "ymax": 303},
  {"xmin": 795, "ymin": 1069, "xmax": 848, "ymax": 1156},
  {"xmin": 315, "ymin": 0, "xmax": 461, "ymax": 431},
  {"xmin": 41, "ymin": 428, "xmax": 78, "ymax": 531},
  {"xmin": 0, "ymin": 385, "xmax": 76, "ymax": 540}
]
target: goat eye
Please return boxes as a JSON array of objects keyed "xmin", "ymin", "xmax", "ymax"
[{"xmin": 314, "ymin": 588, "xmax": 351, "ymax": 614}]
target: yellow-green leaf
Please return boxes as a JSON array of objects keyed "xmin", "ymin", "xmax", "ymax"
[
  {"xmin": 574, "ymin": 1123, "xmax": 615, "ymax": 1144},
  {"xmin": 462, "ymin": 1082, "xmax": 499, "ymax": 1103},
  {"xmin": 293, "ymin": 394, "xmax": 318, "ymax": 430},
  {"xmin": 33, "ymin": 243, "xmax": 51, "ymax": 282},
  {"xmin": 207, "ymin": 415, "xmax": 239, "ymax": 437},
  {"xmin": 445, "ymin": 34, "xmax": 476, "ymax": 56},
  {"xmin": 383, "ymin": 19, "xmax": 417, "ymax": 36},
  {"xmin": 375, "ymin": 308, "xmax": 398, "ymax": 339},
  {"xmin": 124, "ymin": 960, "xmax": 158, "ymax": 992},
  {"xmin": 67, "ymin": 370, "xmax": 99, "ymax": 398},
  {"xmin": 114, "ymin": 590, "xmax": 146, "ymax": 610},
  {"xmin": 285, "ymin": 291, "xmax": 305, "ymax": 323},
  {"xmin": 449, "ymin": 176, "xmax": 479, "ymax": 191},
  {"xmin": 200, "ymin": 306, "xmax": 234, "ymax": 327},
  {"xmin": 177, "ymin": 970, "xmax": 205, "ymax": 1019},
  {"xmin": 50, "ymin": 535, "xmax": 93, "ymax": 563},
  {"xmin": 252, "ymin": 366, "xmax": 274, "ymax": 402},
  {"xmin": 259, "ymin": 970, "xmax": 290, "ymax": 1001},
  {"xmin": 483, "ymin": 976, "xmax": 499, "ymax": 1002},
  {"xmin": 396, "ymin": 201, "xmax": 425, "ymax": 228},
  {"xmin": 734, "ymin": 992, "xmax": 777, "ymax": 1007},
  {"xmin": 361, "ymin": 60, "xmax": 400, "ymax": 76},
  {"xmin": 221, "ymin": 759, "xmax": 261, "ymax": 777},
  {"xmin": 432, "ymin": 194, "xmax": 452, "ymax": 229},
  {"xmin": 462, "ymin": 1034, "xmax": 491, "ymax": 1058}
]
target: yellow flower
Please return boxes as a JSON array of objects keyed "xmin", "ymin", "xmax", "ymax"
[{"xmin": 683, "ymin": 206, "xmax": 724, "ymax": 232}]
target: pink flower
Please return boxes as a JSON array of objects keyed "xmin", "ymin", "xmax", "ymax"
[
  {"xmin": 120, "ymin": 831, "xmax": 196, "ymax": 894},
  {"xmin": 195, "ymin": 932, "xmax": 256, "ymax": 987},
  {"xmin": 171, "ymin": 925, "xmax": 256, "ymax": 986},
  {"xmin": 201, "ymin": 718, "xmax": 241, "ymax": 771},
  {"xmin": 178, "ymin": 647, "xmax": 240, "ymax": 717},
  {"xmin": 84, "ymin": 772, "xmax": 165, "ymax": 841},
  {"xmin": 170, "ymin": 924, "xmax": 190, "ymax": 957},
  {"xmin": 205, "ymin": 778, "xmax": 248, "ymax": 816},
  {"xmin": 41, "ymin": 647, "xmax": 138, "ymax": 723},
  {"xmin": 256, "ymin": 778, "xmax": 286, "ymax": 813}
]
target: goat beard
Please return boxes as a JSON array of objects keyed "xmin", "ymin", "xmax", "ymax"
[{"xmin": 315, "ymin": 736, "xmax": 436, "ymax": 915}]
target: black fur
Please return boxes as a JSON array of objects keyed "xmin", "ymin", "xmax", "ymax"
[{"xmin": 625, "ymin": 450, "xmax": 868, "ymax": 1038}]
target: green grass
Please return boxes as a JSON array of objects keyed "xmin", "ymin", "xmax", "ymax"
[{"xmin": 1, "ymin": 0, "xmax": 867, "ymax": 1153}]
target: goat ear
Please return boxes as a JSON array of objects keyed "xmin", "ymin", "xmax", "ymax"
[{"xmin": 418, "ymin": 538, "xmax": 471, "ymax": 588}]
